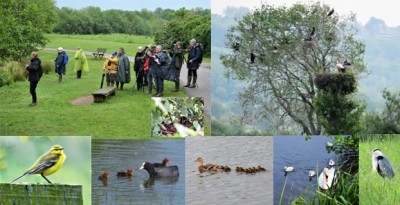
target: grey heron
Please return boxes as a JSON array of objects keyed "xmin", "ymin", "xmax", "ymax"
[{"xmin": 371, "ymin": 148, "xmax": 395, "ymax": 179}]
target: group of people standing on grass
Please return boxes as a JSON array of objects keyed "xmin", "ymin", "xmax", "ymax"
[
  {"xmin": 24, "ymin": 38, "xmax": 202, "ymax": 106},
  {"xmin": 132, "ymin": 39, "xmax": 202, "ymax": 97}
]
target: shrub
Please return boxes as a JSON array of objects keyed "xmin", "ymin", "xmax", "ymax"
[
  {"xmin": 42, "ymin": 61, "xmax": 54, "ymax": 74},
  {"xmin": 2, "ymin": 61, "xmax": 27, "ymax": 82},
  {"xmin": 0, "ymin": 70, "xmax": 14, "ymax": 87}
]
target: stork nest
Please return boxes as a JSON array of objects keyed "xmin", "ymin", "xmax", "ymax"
[{"xmin": 314, "ymin": 72, "xmax": 357, "ymax": 95}]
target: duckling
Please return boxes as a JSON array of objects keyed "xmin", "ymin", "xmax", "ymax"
[
  {"xmin": 258, "ymin": 166, "xmax": 267, "ymax": 171},
  {"xmin": 117, "ymin": 168, "xmax": 134, "ymax": 177}
]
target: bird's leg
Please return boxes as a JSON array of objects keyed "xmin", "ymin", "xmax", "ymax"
[{"xmin": 41, "ymin": 174, "xmax": 52, "ymax": 184}]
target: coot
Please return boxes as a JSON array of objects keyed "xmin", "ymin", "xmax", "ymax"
[{"xmin": 140, "ymin": 162, "xmax": 179, "ymax": 178}]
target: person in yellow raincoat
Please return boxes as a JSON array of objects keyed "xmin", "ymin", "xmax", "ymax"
[
  {"xmin": 103, "ymin": 51, "xmax": 119, "ymax": 87},
  {"xmin": 74, "ymin": 47, "xmax": 89, "ymax": 79}
]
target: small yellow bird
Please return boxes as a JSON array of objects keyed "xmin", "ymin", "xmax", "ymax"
[{"xmin": 11, "ymin": 144, "xmax": 66, "ymax": 184}]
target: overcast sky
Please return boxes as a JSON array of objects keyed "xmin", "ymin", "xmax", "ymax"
[
  {"xmin": 56, "ymin": 0, "xmax": 210, "ymax": 11},
  {"xmin": 212, "ymin": 0, "xmax": 400, "ymax": 27}
]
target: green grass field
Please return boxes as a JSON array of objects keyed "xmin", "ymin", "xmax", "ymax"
[{"xmin": 359, "ymin": 134, "xmax": 400, "ymax": 205}]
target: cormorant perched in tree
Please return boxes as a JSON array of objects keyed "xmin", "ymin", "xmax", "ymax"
[
  {"xmin": 232, "ymin": 43, "xmax": 240, "ymax": 52},
  {"xmin": 250, "ymin": 53, "xmax": 255, "ymax": 63},
  {"xmin": 310, "ymin": 27, "xmax": 316, "ymax": 36},
  {"xmin": 344, "ymin": 59, "xmax": 351, "ymax": 66},
  {"xmin": 328, "ymin": 8, "xmax": 334, "ymax": 16}
]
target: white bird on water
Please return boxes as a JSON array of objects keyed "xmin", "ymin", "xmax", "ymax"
[
  {"xmin": 309, "ymin": 170, "xmax": 316, "ymax": 181},
  {"xmin": 318, "ymin": 167, "xmax": 336, "ymax": 190},
  {"xmin": 329, "ymin": 159, "xmax": 335, "ymax": 166},
  {"xmin": 284, "ymin": 166, "xmax": 294, "ymax": 172},
  {"xmin": 326, "ymin": 142, "xmax": 334, "ymax": 147}
]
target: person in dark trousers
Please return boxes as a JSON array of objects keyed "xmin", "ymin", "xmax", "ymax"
[
  {"xmin": 170, "ymin": 42, "xmax": 184, "ymax": 92},
  {"xmin": 54, "ymin": 47, "xmax": 67, "ymax": 83},
  {"xmin": 152, "ymin": 45, "xmax": 169, "ymax": 97},
  {"xmin": 133, "ymin": 46, "xmax": 145, "ymax": 91},
  {"xmin": 184, "ymin": 39, "xmax": 201, "ymax": 88},
  {"xmin": 116, "ymin": 47, "xmax": 131, "ymax": 90},
  {"xmin": 26, "ymin": 52, "xmax": 43, "ymax": 106}
]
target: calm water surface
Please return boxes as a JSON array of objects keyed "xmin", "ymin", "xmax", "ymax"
[
  {"xmin": 186, "ymin": 136, "xmax": 273, "ymax": 205},
  {"xmin": 273, "ymin": 136, "xmax": 338, "ymax": 205},
  {"xmin": 92, "ymin": 140, "xmax": 185, "ymax": 205}
]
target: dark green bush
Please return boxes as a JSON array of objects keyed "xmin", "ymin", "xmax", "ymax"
[
  {"xmin": 315, "ymin": 72, "xmax": 356, "ymax": 95},
  {"xmin": 0, "ymin": 70, "xmax": 14, "ymax": 87}
]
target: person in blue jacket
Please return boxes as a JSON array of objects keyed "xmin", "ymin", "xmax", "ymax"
[
  {"xmin": 54, "ymin": 47, "xmax": 68, "ymax": 83},
  {"xmin": 184, "ymin": 39, "xmax": 201, "ymax": 88}
]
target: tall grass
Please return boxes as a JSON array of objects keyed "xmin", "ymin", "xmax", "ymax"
[
  {"xmin": 1, "ymin": 61, "xmax": 27, "ymax": 82},
  {"xmin": 359, "ymin": 134, "xmax": 400, "ymax": 205}
]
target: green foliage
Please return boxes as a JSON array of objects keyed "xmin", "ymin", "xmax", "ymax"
[
  {"xmin": 2, "ymin": 61, "xmax": 27, "ymax": 82},
  {"xmin": 363, "ymin": 89, "xmax": 400, "ymax": 134},
  {"xmin": 0, "ymin": 70, "xmax": 13, "ymax": 87},
  {"xmin": 314, "ymin": 90, "xmax": 365, "ymax": 135},
  {"xmin": 315, "ymin": 73, "xmax": 357, "ymax": 95},
  {"xmin": 359, "ymin": 135, "xmax": 400, "ymax": 205},
  {"xmin": 41, "ymin": 61, "xmax": 54, "ymax": 74},
  {"xmin": 154, "ymin": 9, "xmax": 211, "ymax": 57},
  {"xmin": 0, "ymin": 0, "xmax": 57, "ymax": 61},
  {"xmin": 152, "ymin": 97, "xmax": 204, "ymax": 137},
  {"xmin": 221, "ymin": 2, "xmax": 366, "ymax": 135}
]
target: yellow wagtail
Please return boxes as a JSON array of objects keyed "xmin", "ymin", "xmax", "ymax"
[{"xmin": 11, "ymin": 144, "xmax": 66, "ymax": 184}]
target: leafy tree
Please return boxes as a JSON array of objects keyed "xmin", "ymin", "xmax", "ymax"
[
  {"xmin": 0, "ymin": 0, "xmax": 57, "ymax": 61},
  {"xmin": 363, "ymin": 89, "xmax": 400, "ymax": 133},
  {"xmin": 221, "ymin": 2, "xmax": 366, "ymax": 135},
  {"xmin": 314, "ymin": 73, "xmax": 365, "ymax": 135}
]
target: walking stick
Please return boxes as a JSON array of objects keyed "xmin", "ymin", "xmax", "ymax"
[{"xmin": 100, "ymin": 73, "xmax": 105, "ymax": 89}]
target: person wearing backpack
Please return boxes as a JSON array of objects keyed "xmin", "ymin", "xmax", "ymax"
[
  {"xmin": 54, "ymin": 47, "xmax": 68, "ymax": 83},
  {"xmin": 170, "ymin": 41, "xmax": 184, "ymax": 92},
  {"xmin": 184, "ymin": 39, "xmax": 203, "ymax": 88},
  {"xmin": 26, "ymin": 52, "xmax": 43, "ymax": 107}
]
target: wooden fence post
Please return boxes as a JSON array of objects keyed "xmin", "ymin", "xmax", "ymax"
[{"xmin": 0, "ymin": 183, "xmax": 83, "ymax": 205}]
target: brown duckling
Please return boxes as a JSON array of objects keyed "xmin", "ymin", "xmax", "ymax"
[
  {"xmin": 117, "ymin": 168, "xmax": 134, "ymax": 177},
  {"xmin": 258, "ymin": 166, "xmax": 267, "ymax": 171}
]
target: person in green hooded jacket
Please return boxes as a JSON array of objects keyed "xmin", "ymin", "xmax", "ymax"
[{"xmin": 74, "ymin": 47, "xmax": 89, "ymax": 79}]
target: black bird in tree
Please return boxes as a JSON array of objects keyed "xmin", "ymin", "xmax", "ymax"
[
  {"xmin": 328, "ymin": 8, "xmax": 334, "ymax": 16},
  {"xmin": 272, "ymin": 46, "xmax": 278, "ymax": 53},
  {"xmin": 344, "ymin": 59, "xmax": 351, "ymax": 66},
  {"xmin": 310, "ymin": 27, "xmax": 316, "ymax": 36},
  {"xmin": 250, "ymin": 53, "xmax": 255, "ymax": 63},
  {"xmin": 232, "ymin": 43, "xmax": 241, "ymax": 52}
]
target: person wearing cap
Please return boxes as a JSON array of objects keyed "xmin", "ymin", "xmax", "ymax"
[
  {"xmin": 54, "ymin": 47, "xmax": 68, "ymax": 83},
  {"xmin": 170, "ymin": 42, "xmax": 184, "ymax": 92},
  {"xmin": 103, "ymin": 51, "xmax": 119, "ymax": 87},
  {"xmin": 133, "ymin": 46, "xmax": 145, "ymax": 91},
  {"xmin": 26, "ymin": 52, "xmax": 43, "ymax": 106},
  {"xmin": 116, "ymin": 47, "xmax": 131, "ymax": 90},
  {"xmin": 74, "ymin": 47, "xmax": 89, "ymax": 79}
]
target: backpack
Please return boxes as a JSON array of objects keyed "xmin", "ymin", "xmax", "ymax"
[
  {"xmin": 197, "ymin": 43, "xmax": 204, "ymax": 64},
  {"xmin": 63, "ymin": 53, "xmax": 69, "ymax": 65}
]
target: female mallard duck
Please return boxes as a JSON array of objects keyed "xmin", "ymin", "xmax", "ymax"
[{"xmin": 194, "ymin": 157, "xmax": 216, "ymax": 173}]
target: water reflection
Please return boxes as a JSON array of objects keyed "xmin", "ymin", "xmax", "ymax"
[{"xmin": 92, "ymin": 139, "xmax": 185, "ymax": 205}]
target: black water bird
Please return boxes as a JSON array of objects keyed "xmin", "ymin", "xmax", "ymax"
[
  {"xmin": 250, "ymin": 53, "xmax": 255, "ymax": 63},
  {"xmin": 344, "ymin": 59, "xmax": 351, "ymax": 66}
]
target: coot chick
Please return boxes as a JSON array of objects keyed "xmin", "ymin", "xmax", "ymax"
[
  {"xmin": 98, "ymin": 171, "xmax": 109, "ymax": 180},
  {"xmin": 140, "ymin": 162, "xmax": 179, "ymax": 178},
  {"xmin": 152, "ymin": 158, "xmax": 170, "ymax": 169},
  {"xmin": 117, "ymin": 168, "xmax": 134, "ymax": 177}
]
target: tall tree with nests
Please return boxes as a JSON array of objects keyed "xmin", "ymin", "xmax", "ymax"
[{"xmin": 221, "ymin": 2, "xmax": 366, "ymax": 135}]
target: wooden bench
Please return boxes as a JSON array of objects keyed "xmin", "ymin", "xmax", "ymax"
[
  {"xmin": 92, "ymin": 86, "xmax": 116, "ymax": 102},
  {"xmin": 92, "ymin": 48, "xmax": 107, "ymax": 59}
]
